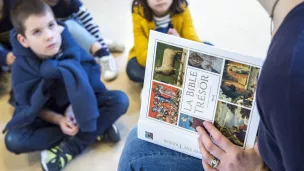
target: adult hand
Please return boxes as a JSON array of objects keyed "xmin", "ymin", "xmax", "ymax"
[{"xmin": 196, "ymin": 121, "xmax": 264, "ymax": 171}]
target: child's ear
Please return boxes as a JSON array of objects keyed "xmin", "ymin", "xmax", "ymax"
[{"xmin": 17, "ymin": 34, "xmax": 29, "ymax": 48}]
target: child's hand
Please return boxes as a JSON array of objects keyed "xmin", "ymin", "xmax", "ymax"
[
  {"xmin": 59, "ymin": 117, "xmax": 79, "ymax": 136},
  {"xmin": 168, "ymin": 28, "xmax": 180, "ymax": 37},
  {"xmin": 64, "ymin": 105, "xmax": 77, "ymax": 126},
  {"xmin": 6, "ymin": 52, "xmax": 16, "ymax": 65}
]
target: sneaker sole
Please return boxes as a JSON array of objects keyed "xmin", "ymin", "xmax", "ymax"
[
  {"xmin": 111, "ymin": 124, "xmax": 121, "ymax": 142},
  {"xmin": 41, "ymin": 150, "xmax": 49, "ymax": 171},
  {"xmin": 103, "ymin": 74, "xmax": 118, "ymax": 82}
]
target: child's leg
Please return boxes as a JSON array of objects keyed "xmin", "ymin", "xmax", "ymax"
[
  {"xmin": 65, "ymin": 90, "xmax": 129, "ymax": 154},
  {"xmin": 5, "ymin": 119, "xmax": 64, "ymax": 154},
  {"xmin": 41, "ymin": 91, "xmax": 129, "ymax": 170},
  {"xmin": 64, "ymin": 19, "xmax": 97, "ymax": 54},
  {"xmin": 64, "ymin": 19, "xmax": 118, "ymax": 81},
  {"xmin": 126, "ymin": 57, "xmax": 146, "ymax": 83}
]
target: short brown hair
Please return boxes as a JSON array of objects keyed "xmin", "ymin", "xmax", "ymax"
[
  {"xmin": 10, "ymin": 0, "xmax": 53, "ymax": 35},
  {"xmin": 132, "ymin": 0, "xmax": 188, "ymax": 21}
]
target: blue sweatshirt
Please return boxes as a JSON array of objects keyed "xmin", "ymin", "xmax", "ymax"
[
  {"xmin": 257, "ymin": 3, "xmax": 304, "ymax": 171},
  {"xmin": 5, "ymin": 24, "xmax": 107, "ymax": 132}
]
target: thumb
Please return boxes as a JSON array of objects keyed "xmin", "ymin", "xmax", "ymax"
[{"xmin": 253, "ymin": 142, "xmax": 261, "ymax": 156}]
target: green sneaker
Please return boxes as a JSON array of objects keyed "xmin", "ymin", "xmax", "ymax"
[
  {"xmin": 96, "ymin": 124, "xmax": 121, "ymax": 143},
  {"xmin": 41, "ymin": 146, "xmax": 73, "ymax": 171}
]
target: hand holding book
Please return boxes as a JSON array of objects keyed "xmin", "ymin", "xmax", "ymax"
[{"xmin": 196, "ymin": 121, "xmax": 265, "ymax": 171}]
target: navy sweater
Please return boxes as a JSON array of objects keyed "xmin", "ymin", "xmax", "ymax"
[
  {"xmin": 257, "ymin": 3, "xmax": 304, "ymax": 171},
  {"xmin": 5, "ymin": 24, "xmax": 106, "ymax": 132}
]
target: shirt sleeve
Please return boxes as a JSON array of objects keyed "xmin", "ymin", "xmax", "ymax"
[
  {"xmin": 72, "ymin": 2, "xmax": 110, "ymax": 55},
  {"xmin": 270, "ymin": 44, "xmax": 304, "ymax": 170}
]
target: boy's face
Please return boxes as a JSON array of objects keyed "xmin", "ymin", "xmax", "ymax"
[{"xmin": 17, "ymin": 11, "xmax": 62, "ymax": 60}]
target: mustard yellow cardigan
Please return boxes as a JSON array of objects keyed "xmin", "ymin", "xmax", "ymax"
[{"xmin": 129, "ymin": 4, "xmax": 201, "ymax": 67}]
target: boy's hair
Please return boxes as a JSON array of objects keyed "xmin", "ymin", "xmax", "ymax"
[
  {"xmin": 132, "ymin": 0, "xmax": 188, "ymax": 21},
  {"xmin": 44, "ymin": 0, "xmax": 71, "ymax": 7},
  {"xmin": 10, "ymin": 0, "xmax": 54, "ymax": 35}
]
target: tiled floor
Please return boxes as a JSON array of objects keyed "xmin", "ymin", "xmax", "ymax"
[{"xmin": 0, "ymin": 0, "xmax": 270, "ymax": 170}]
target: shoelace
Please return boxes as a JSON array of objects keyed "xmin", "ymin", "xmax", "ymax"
[
  {"xmin": 102, "ymin": 58, "xmax": 116, "ymax": 72},
  {"xmin": 48, "ymin": 147, "xmax": 72, "ymax": 169},
  {"xmin": 103, "ymin": 61, "xmax": 111, "ymax": 71}
]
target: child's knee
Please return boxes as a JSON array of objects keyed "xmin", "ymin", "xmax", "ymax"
[
  {"xmin": 5, "ymin": 131, "xmax": 23, "ymax": 154},
  {"xmin": 114, "ymin": 91, "xmax": 129, "ymax": 114},
  {"xmin": 64, "ymin": 19, "xmax": 79, "ymax": 31}
]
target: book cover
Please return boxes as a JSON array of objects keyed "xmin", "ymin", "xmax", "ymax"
[{"xmin": 138, "ymin": 31, "xmax": 263, "ymax": 159}]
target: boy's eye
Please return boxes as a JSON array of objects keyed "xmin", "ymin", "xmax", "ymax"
[
  {"xmin": 33, "ymin": 30, "xmax": 41, "ymax": 36},
  {"xmin": 49, "ymin": 22, "xmax": 55, "ymax": 29}
]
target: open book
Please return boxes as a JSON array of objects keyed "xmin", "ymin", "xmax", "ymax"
[{"xmin": 138, "ymin": 31, "xmax": 263, "ymax": 159}]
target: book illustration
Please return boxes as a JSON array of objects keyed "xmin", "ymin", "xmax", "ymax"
[
  {"xmin": 188, "ymin": 51, "xmax": 224, "ymax": 74},
  {"xmin": 153, "ymin": 42, "xmax": 188, "ymax": 87},
  {"xmin": 219, "ymin": 60, "xmax": 260, "ymax": 108},
  {"xmin": 148, "ymin": 81, "xmax": 181, "ymax": 125},
  {"xmin": 214, "ymin": 101, "xmax": 251, "ymax": 147},
  {"xmin": 178, "ymin": 113, "xmax": 205, "ymax": 132}
]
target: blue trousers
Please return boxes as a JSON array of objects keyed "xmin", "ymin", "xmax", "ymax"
[
  {"xmin": 126, "ymin": 57, "xmax": 145, "ymax": 83},
  {"xmin": 5, "ymin": 90, "xmax": 129, "ymax": 155},
  {"xmin": 118, "ymin": 127, "xmax": 204, "ymax": 171}
]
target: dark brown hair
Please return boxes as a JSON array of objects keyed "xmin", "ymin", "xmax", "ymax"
[
  {"xmin": 43, "ymin": 0, "xmax": 71, "ymax": 7},
  {"xmin": 10, "ymin": 0, "xmax": 53, "ymax": 35},
  {"xmin": 132, "ymin": 0, "xmax": 188, "ymax": 21}
]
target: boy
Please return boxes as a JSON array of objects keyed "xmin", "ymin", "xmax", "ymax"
[{"xmin": 4, "ymin": 0, "xmax": 129, "ymax": 171}]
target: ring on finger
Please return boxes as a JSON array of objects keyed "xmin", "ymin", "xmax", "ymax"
[{"xmin": 210, "ymin": 157, "xmax": 220, "ymax": 168}]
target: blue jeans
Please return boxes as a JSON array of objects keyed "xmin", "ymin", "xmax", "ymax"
[
  {"xmin": 118, "ymin": 127, "xmax": 204, "ymax": 171},
  {"xmin": 126, "ymin": 57, "xmax": 145, "ymax": 83},
  {"xmin": 5, "ymin": 90, "xmax": 129, "ymax": 155},
  {"xmin": 64, "ymin": 19, "xmax": 96, "ymax": 54}
]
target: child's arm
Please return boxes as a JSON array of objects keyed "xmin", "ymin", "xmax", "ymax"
[
  {"xmin": 132, "ymin": 13, "xmax": 149, "ymax": 67},
  {"xmin": 39, "ymin": 108, "xmax": 79, "ymax": 136},
  {"xmin": 39, "ymin": 109, "xmax": 64, "ymax": 125},
  {"xmin": 70, "ymin": 0, "xmax": 109, "ymax": 54},
  {"xmin": 180, "ymin": 8, "xmax": 201, "ymax": 42}
]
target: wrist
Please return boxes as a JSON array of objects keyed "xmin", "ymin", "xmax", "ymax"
[{"xmin": 54, "ymin": 114, "xmax": 65, "ymax": 125}]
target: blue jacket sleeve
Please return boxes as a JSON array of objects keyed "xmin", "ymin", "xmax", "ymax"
[{"xmin": 10, "ymin": 58, "xmax": 50, "ymax": 125}]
